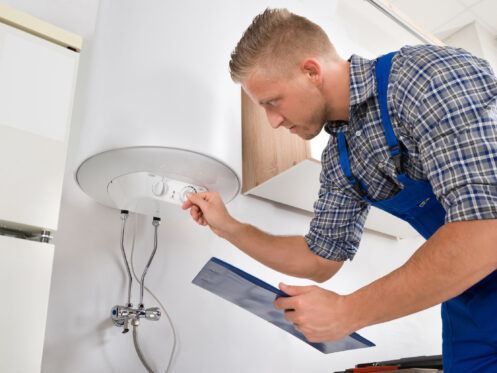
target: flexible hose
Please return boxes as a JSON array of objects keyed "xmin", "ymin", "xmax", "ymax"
[
  {"xmin": 131, "ymin": 213, "xmax": 177, "ymax": 373},
  {"xmin": 120, "ymin": 212, "xmax": 133, "ymax": 306},
  {"xmin": 140, "ymin": 219, "xmax": 160, "ymax": 306},
  {"xmin": 132, "ymin": 323, "xmax": 155, "ymax": 373}
]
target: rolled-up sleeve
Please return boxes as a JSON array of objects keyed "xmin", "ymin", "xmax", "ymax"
[
  {"xmin": 411, "ymin": 49, "xmax": 497, "ymax": 223},
  {"xmin": 304, "ymin": 172, "xmax": 370, "ymax": 261}
]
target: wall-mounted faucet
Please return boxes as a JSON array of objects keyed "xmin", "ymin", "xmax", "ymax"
[{"xmin": 111, "ymin": 304, "xmax": 161, "ymax": 331}]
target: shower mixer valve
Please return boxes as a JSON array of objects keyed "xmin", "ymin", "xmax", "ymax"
[
  {"xmin": 111, "ymin": 305, "xmax": 161, "ymax": 332},
  {"xmin": 111, "ymin": 211, "xmax": 162, "ymax": 333}
]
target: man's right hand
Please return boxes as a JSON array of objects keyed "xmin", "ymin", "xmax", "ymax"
[
  {"xmin": 182, "ymin": 192, "xmax": 342, "ymax": 282},
  {"xmin": 181, "ymin": 192, "xmax": 238, "ymax": 237}
]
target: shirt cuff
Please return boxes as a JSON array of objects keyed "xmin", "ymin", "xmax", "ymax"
[
  {"xmin": 444, "ymin": 184, "xmax": 497, "ymax": 223},
  {"xmin": 304, "ymin": 229, "xmax": 358, "ymax": 261}
]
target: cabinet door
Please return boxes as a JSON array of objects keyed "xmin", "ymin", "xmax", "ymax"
[
  {"xmin": 0, "ymin": 235, "xmax": 54, "ymax": 373},
  {"xmin": 0, "ymin": 21, "xmax": 79, "ymax": 231}
]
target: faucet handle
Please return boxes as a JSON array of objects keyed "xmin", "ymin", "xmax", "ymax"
[{"xmin": 145, "ymin": 307, "xmax": 161, "ymax": 321}]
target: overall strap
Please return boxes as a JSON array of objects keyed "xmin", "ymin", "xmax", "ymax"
[
  {"xmin": 375, "ymin": 51, "xmax": 402, "ymax": 171},
  {"xmin": 337, "ymin": 131, "xmax": 368, "ymax": 198}
]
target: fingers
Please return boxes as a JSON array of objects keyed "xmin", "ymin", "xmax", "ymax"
[
  {"xmin": 184, "ymin": 193, "xmax": 207, "ymax": 224},
  {"xmin": 273, "ymin": 284, "xmax": 317, "ymax": 312},
  {"xmin": 273, "ymin": 295, "xmax": 297, "ymax": 311},
  {"xmin": 283, "ymin": 308, "xmax": 298, "ymax": 321},
  {"xmin": 281, "ymin": 308, "xmax": 307, "ymax": 336},
  {"xmin": 189, "ymin": 206, "xmax": 209, "ymax": 226},
  {"xmin": 279, "ymin": 283, "xmax": 315, "ymax": 296},
  {"xmin": 190, "ymin": 205, "xmax": 200, "ymax": 219},
  {"xmin": 186, "ymin": 192, "xmax": 210, "ymax": 210},
  {"xmin": 274, "ymin": 293, "xmax": 313, "ymax": 339},
  {"xmin": 183, "ymin": 191, "xmax": 223, "ymax": 227},
  {"xmin": 280, "ymin": 305, "xmax": 316, "ymax": 341},
  {"xmin": 190, "ymin": 205, "xmax": 206, "ymax": 224},
  {"xmin": 181, "ymin": 199, "xmax": 193, "ymax": 209}
]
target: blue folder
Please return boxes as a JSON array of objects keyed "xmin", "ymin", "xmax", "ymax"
[{"xmin": 192, "ymin": 257, "xmax": 375, "ymax": 354}]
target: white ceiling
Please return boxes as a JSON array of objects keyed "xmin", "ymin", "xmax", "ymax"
[{"xmin": 390, "ymin": 0, "xmax": 497, "ymax": 39}]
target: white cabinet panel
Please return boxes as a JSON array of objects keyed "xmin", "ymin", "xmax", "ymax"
[
  {"xmin": 0, "ymin": 21, "xmax": 78, "ymax": 142},
  {"xmin": 0, "ymin": 235, "xmax": 54, "ymax": 373},
  {"xmin": 247, "ymin": 159, "xmax": 419, "ymax": 239},
  {"xmin": 0, "ymin": 125, "xmax": 66, "ymax": 231},
  {"xmin": 0, "ymin": 21, "xmax": 79, "ymax": 231}
]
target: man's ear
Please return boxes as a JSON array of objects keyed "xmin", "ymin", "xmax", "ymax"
[{"xmin": 300, "ymin": 58, "xmax": 322, "ymax": 85}]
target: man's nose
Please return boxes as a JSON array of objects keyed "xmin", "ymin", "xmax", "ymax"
[{"xmin": 266, "ymin": 109, "xmax": 285, "ymax": 129}]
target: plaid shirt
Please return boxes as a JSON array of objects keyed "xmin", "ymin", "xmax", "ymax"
[{"xmin": 304, "ymin": 44, "xmax": 497, "ymax": 261}]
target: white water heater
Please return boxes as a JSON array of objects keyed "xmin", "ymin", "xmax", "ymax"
[{"xmin": 75, "ymin": 1, "xmax": 242, "ymax": 216}]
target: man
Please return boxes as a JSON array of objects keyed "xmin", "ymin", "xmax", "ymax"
[{"xmin": 182, "ymin": 8, "xmax": 497, "ymax": 371}]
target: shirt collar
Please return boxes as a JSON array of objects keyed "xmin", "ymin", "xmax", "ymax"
[{"xmin": 324, "ymin": 54, "xmax": 376, "ymax": 135}]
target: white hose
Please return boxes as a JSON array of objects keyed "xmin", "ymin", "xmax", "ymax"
[
  {"xmin": 130, "ymin": 213, "xmax": 177, "ymax": 373},
  {"xmin": 132, "ymin": 324, "xmax": 155, "ymax": 373}
]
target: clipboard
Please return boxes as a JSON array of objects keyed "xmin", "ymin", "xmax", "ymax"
[{"xmin": 192, "ymin": 257, "xmax": 375, "ymax": 354}]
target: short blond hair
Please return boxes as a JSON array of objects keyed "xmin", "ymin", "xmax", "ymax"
[{"xmin": 229, "ymin": 8, "xmax": 336, "ymax": 82}]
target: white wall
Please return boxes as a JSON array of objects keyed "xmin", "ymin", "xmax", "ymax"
[
  {"xmin": 477, "ymin": 24, "xmax": 497, "ymax": 73},
  {"xmin": 41, "ymin": 190, "xmax": 441, "ymax": 373},
  {"xmin": 3, "ymin": 1, "xmax": 442, "ymax": 372}
]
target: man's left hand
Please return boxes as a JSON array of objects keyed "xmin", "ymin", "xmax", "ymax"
[{"xmin": 273, "ymin": 283, "xmax": 358, "ymax": 343}]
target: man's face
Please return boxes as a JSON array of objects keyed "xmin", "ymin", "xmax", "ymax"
[{"xmin": 242, "ymin": 67, "xmax": 328, "ymax": 140}]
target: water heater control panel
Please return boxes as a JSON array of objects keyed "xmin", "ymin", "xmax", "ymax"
[{"xmin": 107, "ymin": 171, "xmax": 208, "ymax": 215}]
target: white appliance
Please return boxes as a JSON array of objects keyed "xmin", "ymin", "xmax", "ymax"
[{"xmin": 73, "ymin": 0, "xmax": 241, "ymax": 217}]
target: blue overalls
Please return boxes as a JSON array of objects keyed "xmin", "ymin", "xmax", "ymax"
[{"xmin": 337, "ymin": 52, "xmax": 497, "ymax": 372}]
